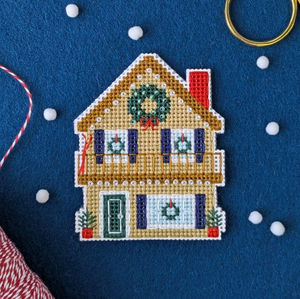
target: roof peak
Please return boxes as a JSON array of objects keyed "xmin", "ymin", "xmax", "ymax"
[{"xmin": 74, "ymin": 53, "xmax": 224, "ymax": 133}]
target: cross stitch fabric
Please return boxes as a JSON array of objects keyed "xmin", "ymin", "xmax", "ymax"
[
  {"xmin": 0, "ymin": 0, "xmax": 299, "ymax": 298},
  {"xmin": 74, "ymin": 54, "xmax": 226, "ymax": 241}
]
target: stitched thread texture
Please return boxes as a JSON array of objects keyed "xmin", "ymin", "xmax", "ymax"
[{"xmin": 74, "ymin": 54, "xmax": 225, "ymax": 240}]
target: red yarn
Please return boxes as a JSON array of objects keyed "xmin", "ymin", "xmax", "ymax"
[
  {"xmin": 0, "ymin": 226, "xmax": 54, "ymax": 298},
  {"xmin": 78, "ymin": 134, "xmax": 93, "ymax": 175},
  {"xmin": 189, "ymin": 71, "xmax": 209, "ymax": 109}
]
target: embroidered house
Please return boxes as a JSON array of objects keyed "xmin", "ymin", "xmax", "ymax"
[{"xmin": 74, "ymin": 54, "xmax": 225, "ymax": 240}]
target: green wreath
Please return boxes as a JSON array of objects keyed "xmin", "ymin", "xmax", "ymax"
[
  {"xmin": 174, "ymin": 136, "xmax": 192, "ymax": 153},
  {"xmin": 128, "ymin": 84, "xmax": 171, "ymax": 124},
  {"xmin": 107, "ymin": 137, "xmax": 125, "ymax": 154},
  {"xmin": 162, "ymin": 202, "xmax": 180, "ymax": 220}
]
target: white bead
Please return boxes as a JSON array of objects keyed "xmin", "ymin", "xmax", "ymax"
[
  {"xmin": 131, "ymin": 181, "xmax": 137, "ymax": 186},
  {"xmin": 186, "ymin": 107, "xmax": 192, "ymax": 113},
  {"xmin": 104, "ymin": 181, "xmax": 110, "ymax": 186},
  {"xmin": 121, "ymin": 92, "xmax": 126, "ymax": 97},
  {"xmin": 178, "ymin": 99, "xmax": 184, "ymax": 104},
  {"xmin": 196, "ymin": 179, "xmax": 202, "ymax": 185},
  {"xmin": 43, "ymin": 108, "xmax": 57, "ymax": 121},
  {"xmin": 88, "ymin": 181, "xmax": 93, "ymax": 186},
  {"xmin": 36, "ymin": 189, "xmax": 49, "ymax": 204},
  {"xmin": 105, "ymin": 108, "xmax": 110, "ymax": 113},
  {"xmin": 170, "ymin": 91, "xmax": 175, "ymax": 96},
  {"xmin": 90, "ymin": 125, "xmax": 95, "ymax": 130},
  {"xmin": 204, "ymin": 122, "xmax": 209, "ymax": 127},
  {"xmin": 195, "ymin": 115, "xmax": 201, "ymax": 121},
  {"xmin": 256, "ymin": 56, "xmax": 269, "ymax": 69},
  {"xmin": 266, "ymin": 122, "xmax": 279, "ymax": 135},
  {"xmin": 181, "ymin": 180, "xmax": 187, "ymax": 185},
  {"xmin": 270, "ymin": 221, "xmax": 285, "ymax": 236},
  {"xmin": 164, "ymin": 179, "xmax": 170, "ymax": 185},
  {"xmin": 96, "ymin": 117, "xmax": 101, "ymax": 122},
  {"xmin": 113, "ymin": 180, "xmax": 118, "ymax": 186},
  {"xmin": 161, "ymin": 83, "xmax": 166, "ymax": 88},
  {"xmin": 137, "ymin": 74, "xmax": 142, "ymax": 80},
  {"xmin": 113, "ymin": 100, "xmax": 118, "ymax": 106},
  {"xmin": 188, "ymin": 179, "xmax": 194, "ymax": 185},
  {"xmin": 204, "ymin": 181, "xmax": 210, "ymax": 186},
  {"xmin": 155, "ymin": 180, "xmax": 160, "ymax": 185},
  {"xmin": 173, "ymin": 179, "xmax": 178, "ymax": 185},
  {"xmin": 147, "ymin": 179, "xmax": 152, "ymax": 185},
  {"xmin": 248, "ymin": 211, "xmax": 263, "ymax": 224},
  {"xmin": 97, "ymin": 181, "xmax": 103, "ymax": 185},
  {"xmin": 146, "ymin": 68, "xmax": 152, "ymax": 73},
  {"xmin": 130, "ymin": 83, "xmax": 136, "ymax": 88},
  {"xmin": 123, "ymin": 181, "xmax": 128, "ymax": 186},
  {"xmin": 66, "ymin": 4, "xmax": 79, "ymax": 18},
  {"xmin": 128, "ymin": 26, "xmax": 143, "ymax": 40},
  {"xmin": 154, "ymin": 74, "xmax": 160, "ymax": 79},
  {"xmin": 139, "ymin": 181, "xmax": 145, "ymax": 186}
]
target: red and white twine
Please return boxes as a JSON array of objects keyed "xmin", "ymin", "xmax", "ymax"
[
  {"xmin": 0, "ymin": 226, "xmax": 54, "ymax": 298},
  {"xmin": 0, "ymin": 65, "xmax": 33, "ymax": 169}
]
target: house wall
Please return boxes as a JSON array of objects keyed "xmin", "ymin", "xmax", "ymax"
[
  {"xmin": 85, "ymin": 184, "xmax": 217, "ymax": 239},
  {"xmin": 84, "ymin": 72, "xmax": 215, "ymax": 156}
]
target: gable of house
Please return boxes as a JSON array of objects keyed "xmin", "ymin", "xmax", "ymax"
[{"xmin": 75, "ymin": 54, "xmax": 223, "ymax": 133}]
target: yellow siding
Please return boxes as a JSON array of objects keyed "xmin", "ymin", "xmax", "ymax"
[
  {"xmin": 86, "ymin": 184, "xmax": 216, "ymax": 239},
  {"xmin": 85, "ymin": 72, "xmax": 215, "ymax": 155}
]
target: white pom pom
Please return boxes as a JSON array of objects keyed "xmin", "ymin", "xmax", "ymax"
[
  {"xmin": 66, "ymin": 4, "xmax": 79, "ymax": 18},
  {"xmin": 256, "ymin": 56, "xmax": 269, "ymax": 69},
  {"xmin": 128, "ymin": 26, "xmax": 143, "ymax": 40},
  {"xmin": 44, "ymin": 108, "xmax": 57, "ymax": 121},
  {"xmin": 248, "ymin": 211, "xmax": 263, "ymax": 224},
  {"xmin": 266, "ymin": 122, "xmax": 279, "ymax": 135},
  {"xmin": 36, "ymin": 189, "xmax": 49, "ymax": 204},
  {"xmin": 270, "ymin": 221, "xmax": 285, "ymax": 236}
]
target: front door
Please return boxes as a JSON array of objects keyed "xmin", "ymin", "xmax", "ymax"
[{"xmin": 103, "ymin": 194, "xmax": 126, "ymax": 239}]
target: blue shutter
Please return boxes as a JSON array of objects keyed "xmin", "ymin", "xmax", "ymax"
[
  {"xmin": 128, "ymin": 129, "xmax": 138, "ymax": 164},
  {"xmin": 194, "ymin": 128, "xmax": 205, "ymax": 163},
  {"xmin": 94, "ymin": 130, "xmax": 105, "ymax": 164},
  {"xmin": 136, "ymin": 195, "xmax": 147, "ymax": 229},
  {"xmin": 161, "ymin": 129, "xmax": 171, "ymax": 163},
  {"xmin": 195, "ymin": 194, "xmax": 206, "ymax": 229}
]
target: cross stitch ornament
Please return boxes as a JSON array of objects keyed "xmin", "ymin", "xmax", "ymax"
[{"xmin": 74, "ymin": 53, "xmax": 225, "ymax": 240}]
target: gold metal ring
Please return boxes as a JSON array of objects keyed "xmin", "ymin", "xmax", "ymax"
[{"xmin": 225, "ymin": 0, "xmax": 299, "ymax": 47}]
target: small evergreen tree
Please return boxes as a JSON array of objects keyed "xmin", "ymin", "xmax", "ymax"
[
  {"xmin": 79, "ymin": 209, "xmax": 96, "ymax": 229},
  {"xmin": 206, "ymin": 208, "xmax": 222, "ymax": 227}
]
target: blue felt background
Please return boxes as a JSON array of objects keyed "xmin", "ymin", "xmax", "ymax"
[{"xmin": 0, "ymin": 0, "xmax": 300, "ymax": 298}]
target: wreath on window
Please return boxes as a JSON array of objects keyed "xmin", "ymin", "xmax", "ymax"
[
  {"xmin": 162, "ymin": 200, "xmax": 180, "ymax": 220},
  {"xmin": 174, "ymin": 136, "xmax": 192, "ymax": 153},
  {"xmin": 128, "ymin": 84, "xmax": 171, "ymax": 128},
  {"xmin": 107, "ymin": 137, "xmax": 125, "ymax": 154}
]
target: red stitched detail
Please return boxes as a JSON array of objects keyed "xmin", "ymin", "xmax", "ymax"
[{"xmin": 189, "ymin": 71, "xmax": 209, "ymax": 109}]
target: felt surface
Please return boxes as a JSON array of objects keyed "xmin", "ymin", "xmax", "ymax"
[{"xmin": 0, "ymin": 0, "xmax": 300, "ymax": 298}]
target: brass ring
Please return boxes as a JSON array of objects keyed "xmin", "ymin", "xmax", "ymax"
[{"xmin": 225, "ymin": 0, "xmax": 298, "ymax": 47}]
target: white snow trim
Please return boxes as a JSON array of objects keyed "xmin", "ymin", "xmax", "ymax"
[{"xmin": 74, "ymin": 54, "xmax": 224, "ymax": 134}]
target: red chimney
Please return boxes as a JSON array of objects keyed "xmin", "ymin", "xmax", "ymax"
[{"xmin": 188, "ymin": 71, "xmax": 210, "ymax": 109}]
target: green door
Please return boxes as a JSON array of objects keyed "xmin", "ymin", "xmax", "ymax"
[{"xmin": 103, "ymin": 194, "xmax": 126, "ymax": 239}]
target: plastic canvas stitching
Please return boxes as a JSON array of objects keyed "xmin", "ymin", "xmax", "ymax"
[{"xmin": 74, "ymin": 53, "xmax": 225, "ymax": 240}]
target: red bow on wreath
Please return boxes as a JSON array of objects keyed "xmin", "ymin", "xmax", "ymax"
[
  {"xmin": 78, "ymin": 134, "xmax": 93, "ymax": 175},
  {"xmin": 139, "ymin": 116, "xmax": 159, "ymax": 131}
]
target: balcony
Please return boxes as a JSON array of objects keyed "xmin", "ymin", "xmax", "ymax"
[{"xmin": 77, "ymin": 153, "xmax": 223, "ymax": 185}]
